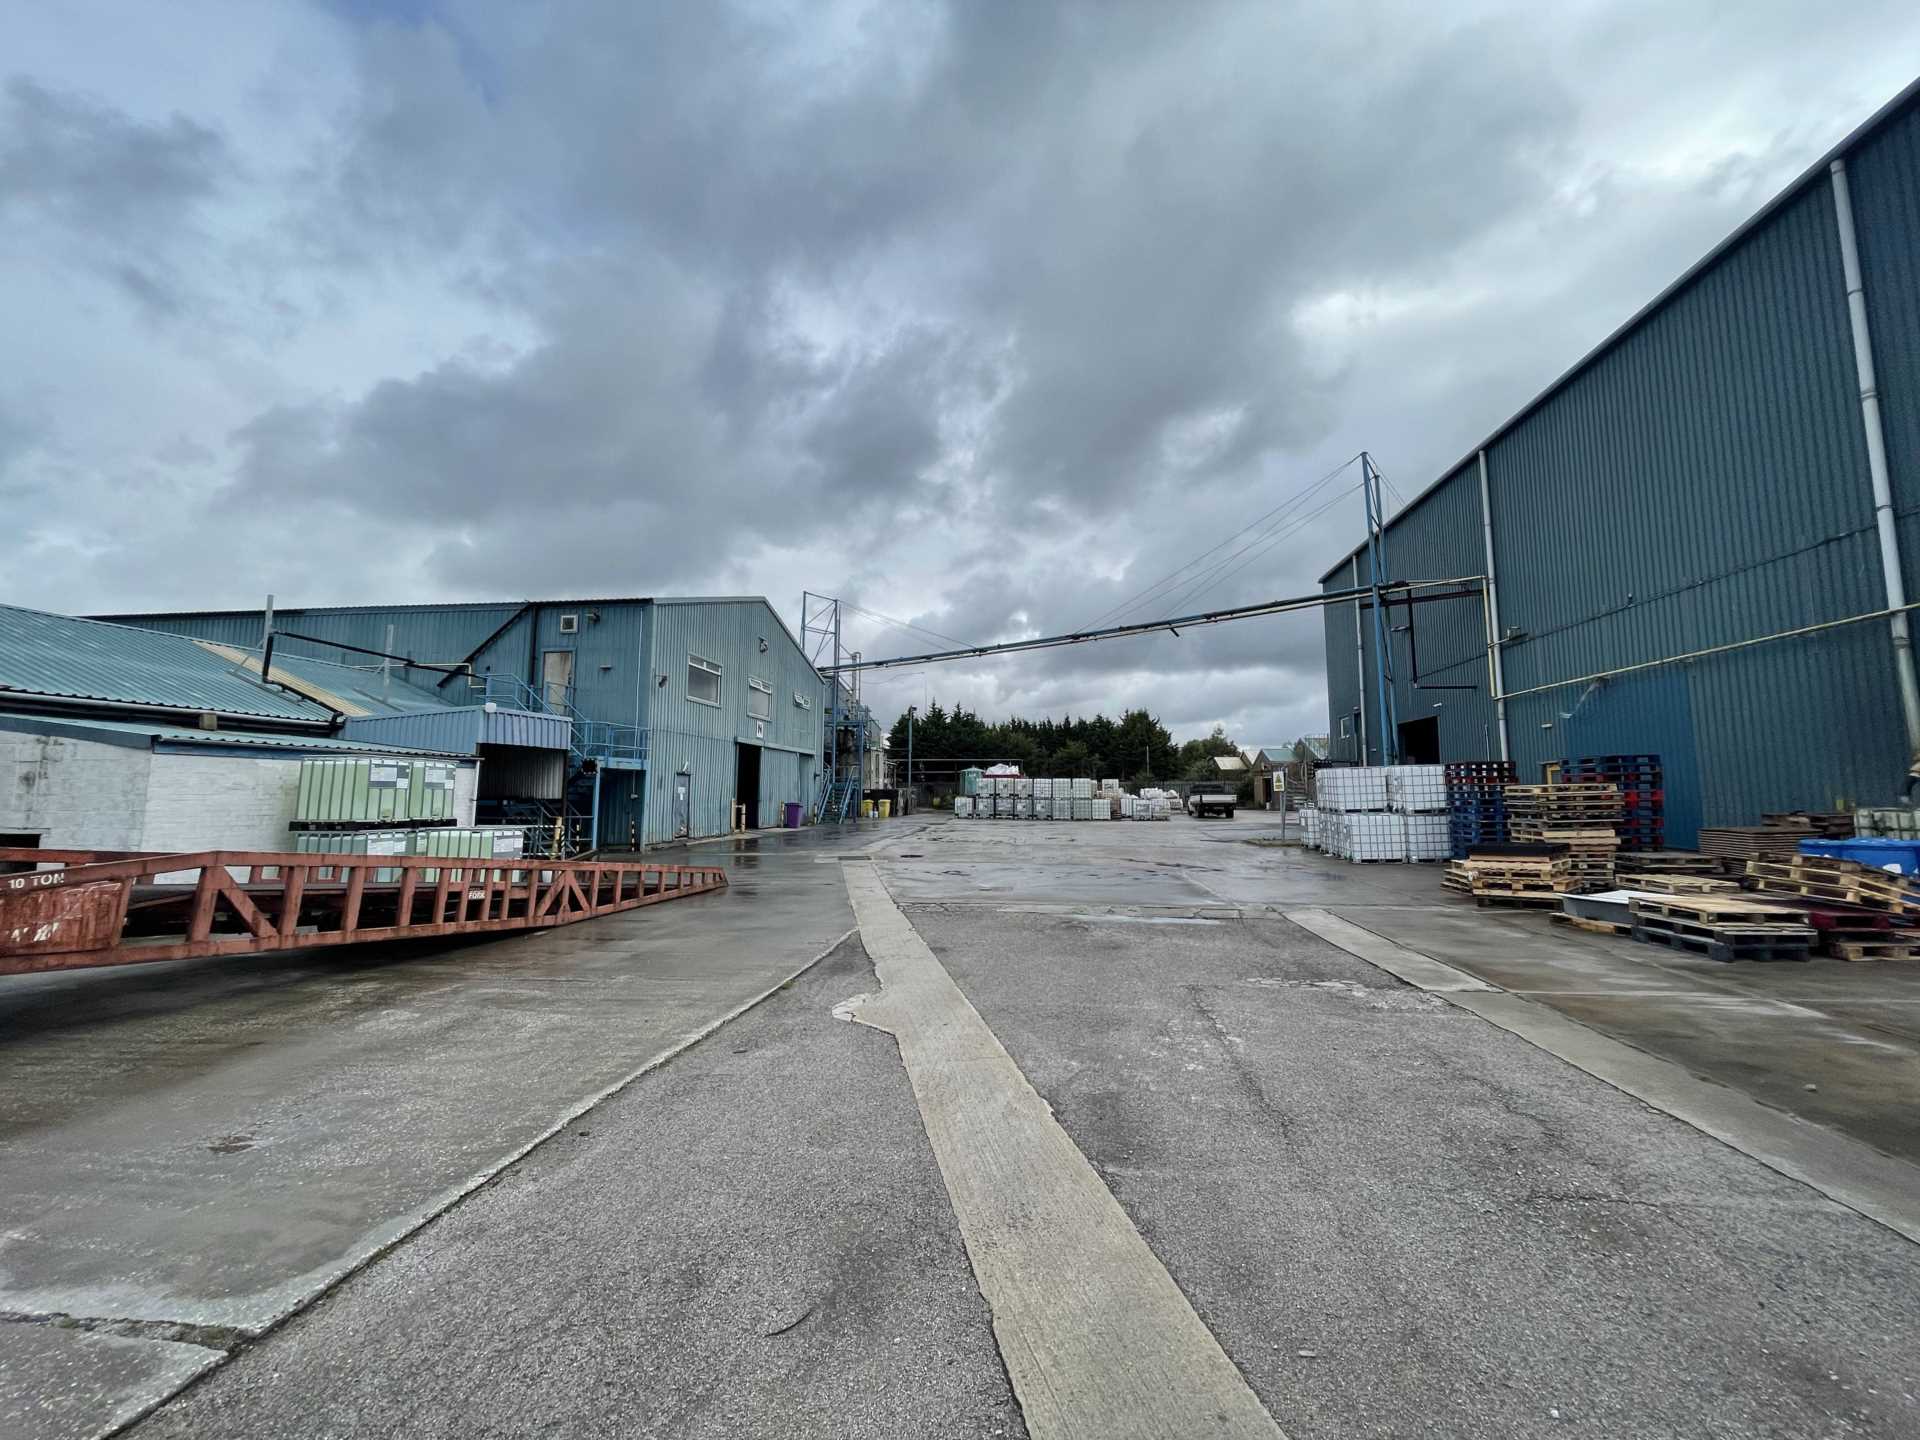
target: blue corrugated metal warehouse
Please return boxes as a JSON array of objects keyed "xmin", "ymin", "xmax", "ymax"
[
  {"xmin": 1320, "ymin": 77, "xmax": 1920, "ymax": 847},
  {"xmin": 101, "ymin": 596, "xmax": 828, "ymax": 849}
]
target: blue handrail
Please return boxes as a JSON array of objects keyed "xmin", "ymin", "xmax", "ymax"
[{"xmin": 474, "ymin": 674, "xmax": 647, "ymax": 766}]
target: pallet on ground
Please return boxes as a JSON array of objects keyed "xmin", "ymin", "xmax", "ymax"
[
  {"xmin": 1613, "ymin": 873, "xmax": 1740, "ymax": 894},
  {"xmin": 1631, "ymin": 922, "xmax": 1813, "ymax": 962},
  {"xmin": 1745, "ymin": 856, "xmax": 1920, "ymax": 913},
  {"xmin": 1470, "ymin": 893, "xmax": 1563, "ymax": 908},
  {"xmin": 1617, "ymin": 850, "xmax": 1718, "ymax": 873},
  {"xmin": 1628, "ymin": 893, "xmax": 1810, "ymax": 927},
  {"xmin": 1551, "ymin": 912, "xmax": 1633, "ymax": 937},
  {"xmin": 1827, "ymin": 939, "xmax": 1920, "ymax": 961}
]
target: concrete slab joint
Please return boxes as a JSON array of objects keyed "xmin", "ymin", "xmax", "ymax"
[
  {"xmin": 1287, "ymin": 906, "xmax": 1920, "ymax": 1249},
  {"xmin": 839, "ymin": 859, "xmax": 1288, "ymax": 1440}
]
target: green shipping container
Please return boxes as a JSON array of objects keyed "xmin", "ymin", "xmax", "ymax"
[
  {"xmin": 295, "ymin": 759, "xmax": 461, "ymax": 824},
  {"xmin": 410, "ymin": 763, "xmax": 458, "ymax": 823},
  {"xmin": 296, "ymin": 758, "xmax": 414, "ymax": 825}
]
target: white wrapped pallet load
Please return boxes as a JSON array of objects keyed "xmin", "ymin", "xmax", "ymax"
[{"xmin": 1385, "ymin": 765, "xmax": 1447, "ymax": 814}]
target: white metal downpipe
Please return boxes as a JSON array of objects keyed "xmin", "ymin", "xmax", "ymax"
[
  {"xmin": 1476, "ymin": 450, "xmax": 1511, "ymax": 762},
  {"xmin": 1831, "ymin": 157, "xmax": 1920, "ymax": 753},
  {"xmin": 1352, "ymin": 555, "xmax": 1367, "ymax": 763}
]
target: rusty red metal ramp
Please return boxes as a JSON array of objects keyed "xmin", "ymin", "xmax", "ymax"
[{"xmin": 0, "ymin": 847, "xmax": 728, "ymax": 975}]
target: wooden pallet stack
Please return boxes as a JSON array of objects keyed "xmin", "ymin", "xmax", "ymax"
[
  {"xmin": 1562, "ymin": 754, "xmax": 1662, "ymax": 850},
  {"xmin": 1627, "ymin": 895, "xmax": 1816, "ymax": 962},
  {"xmin": 1696, "ymin": 825, "xmax": 1812, "ymax": 867},
  {"xmin": 1443, "ymin": 852, "xmax": 1572, "ymax": 906},
  {"xmin": 1615, "ymin": 872, "xmax": 1743, "ymax": 895},
  {"xmin": 1615, "ymin": 850, "xmax": 1719, "ymax": 875},
  {"xmin": 1760, "ymin": 811, "xmax": 1856, "ymax": 840},
  {"xmin": 1505, "ymin": 783, "xmax": 1621, "ymax": 892},
  {"xmin": 1445, "ymin": 761, "xmax": 1515, "ymax": 858},
  {"xmin": 1743, "ymin": 854, "xmax": 1920, "ymax": 959}
]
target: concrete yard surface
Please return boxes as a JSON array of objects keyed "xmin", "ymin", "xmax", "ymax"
[
  {"xmin": 5, "ymin": 812, "xmax": 1920, "ymax": 1438},
  {"xmin": 130, "ymin": 938, "xmax": 1024, "ymax": 1440},
  {"xmin": 0, "ymin": 820, "xmax": 912, "ymax": 1440}
]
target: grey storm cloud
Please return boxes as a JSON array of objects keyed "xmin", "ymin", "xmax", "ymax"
[
  {"xmin": 0, "ymin": 76, "xmax": 230, "ymax": 318},
  {"xmin": 4, "ymin": 0, "xmax": 1918, "ymax": 745}
]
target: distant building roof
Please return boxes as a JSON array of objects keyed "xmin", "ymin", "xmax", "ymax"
[
  {"xmin": 1247, "ymin": 745, "xmax": 1290, "ymax": 768},
  {"xmin": 1210, "ymin": 755, "xmax": 1248, "ymax": 773},
  {"xmin": 0, "ymin": 605, "xmax": 335, "ymax": 726}
]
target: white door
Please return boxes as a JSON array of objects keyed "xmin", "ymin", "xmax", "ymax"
[{"xmin": 542, "ymin": 650, "xmax": 574, "ymax": 710}]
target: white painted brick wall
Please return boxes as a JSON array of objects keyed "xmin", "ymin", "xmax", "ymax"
[
  {"xmin": 142, "ymin": 753, "xmax": 309, "ymax": 853},
  {"xmin": 1, "ymin": 733, "xmax": 480, "ymax": 854},
  {"xmin": 0, "ymin": 732, "xmax": 152, "ymax": 849},
  {"xmin": 452, "ymin": 765, "xmax": 478, "ymax": 828}
]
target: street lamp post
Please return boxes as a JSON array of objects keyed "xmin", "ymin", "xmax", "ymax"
[{"xmin": 906, "ymin": 705, "xmax": 916, "ymax": 816}]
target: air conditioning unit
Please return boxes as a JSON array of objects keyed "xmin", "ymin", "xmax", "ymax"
[{"xmin": 558, "ymin": 614, "xmax": 579, "ymax": 634}]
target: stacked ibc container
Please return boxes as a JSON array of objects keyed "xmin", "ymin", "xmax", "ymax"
[
  {"xmin": 1385, "ymin": 765, "xmax": 1450, "ymax": 861},
  {"xmin": 1300, "ymin": 806, "xmax": 1320, "ymax": 849},
  {"xmin": 1314, "ymin": 766, "xmax": 1452, "ymax": 861},
  {"xmin": 952, "ymin": 795, "xmax": 975, "ymax": 818},
  {"xmin": 1314, "ymin": 768, "xmax": 1388, "ymax": 860}
]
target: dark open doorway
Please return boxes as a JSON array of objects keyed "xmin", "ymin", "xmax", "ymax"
[
  {"xmin": 1397, "ymin": 716, "xmax": 1441, "ymax": 765},
  {"xmin": 734, "ymin": 742, "xmax": 762, "ymax": 829}
]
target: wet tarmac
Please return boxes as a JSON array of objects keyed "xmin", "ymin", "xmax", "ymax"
[{"xmin": 8, "ymin": 809, "xmax": 1920, "ymax": 1438}]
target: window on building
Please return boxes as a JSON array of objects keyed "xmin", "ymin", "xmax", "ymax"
[
  {"xmin": 688, "ymin": 654, "xmax": 722, "ymax": 706},
  {"xmin": 748, "ymin": 676, "xmax": 772, "ymax": 721},
  {"xmin": 1338, "ymin": 715, "xmax": 1353, "ymax": 739}
]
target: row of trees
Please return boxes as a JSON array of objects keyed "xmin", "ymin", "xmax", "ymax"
[{"xmin": 886, "ymin": 702, "xmax": 1252, "ymax": 792}]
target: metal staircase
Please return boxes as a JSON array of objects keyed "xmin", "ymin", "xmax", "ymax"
[{"xmin": 471, "ymin": 674, "xmax": 646, "ymax": 769}]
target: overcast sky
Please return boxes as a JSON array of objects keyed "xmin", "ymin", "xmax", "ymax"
[{"xmin": 4, "ymin": 2, "xmax": 1917, "ymax": 745}]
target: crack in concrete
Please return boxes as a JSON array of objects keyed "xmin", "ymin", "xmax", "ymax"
[{"xmin": 0, "ymin": 1308, "xmax": 245, "ymax": 1354}]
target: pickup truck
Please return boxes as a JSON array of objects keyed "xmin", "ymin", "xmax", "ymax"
[{"xmin": 1186, "ymin": 788, "xmax": 1237, "ymax": 819}]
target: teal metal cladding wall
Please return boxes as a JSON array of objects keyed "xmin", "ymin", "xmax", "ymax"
[
  {"xmin": 1851, "ymin": 100, "xmax": 1920, "ymax": 582},
  {"xmin": 641, "ymin": 600, "xmax": 826, "ymax": 845},
  {"xmin": 1324, "ymin": 88, "xmax": 1920, "ymax": 840},
  {"xmin": 1321, "ymin": 467, "xmax": 1497, "ymax": 768}
]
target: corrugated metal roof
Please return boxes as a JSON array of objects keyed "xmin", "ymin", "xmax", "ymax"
[
  {"xmin": 342, "ymin": 706, "xmax": 572, "ymax": 754},
  {"xmin": 94, "ymin": 596, "xmax": 652, "ymax": 619},
  {"xmin": 0, "ymin": 606, "xmax": 335, "ymax": 724},
  {"xmin": 193, "ymin": 642, "xmax": 462, "ymax": 717},
  {"xmin": 0, "ymin": 712, "xmax": 470, "ymax": 757}
]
